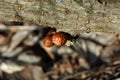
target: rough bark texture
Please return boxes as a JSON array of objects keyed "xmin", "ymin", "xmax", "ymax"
[{"xmin": 0, "ymin": 0, "xmax": 120, "ymax": 35}]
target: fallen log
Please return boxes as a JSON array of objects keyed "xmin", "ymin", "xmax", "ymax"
[{"xmin": 0, "ymin": 0, "xmax": 120, "ymax": 35}]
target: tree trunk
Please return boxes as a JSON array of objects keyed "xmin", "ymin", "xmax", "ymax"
[{"xmin": 0, "ymin": 0, "xmax": 120, "ymax": 35}]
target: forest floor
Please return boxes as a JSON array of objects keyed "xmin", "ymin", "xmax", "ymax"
[{"xmin": 0, "ymin": 22, "xmax": 120, "ymax": 80}]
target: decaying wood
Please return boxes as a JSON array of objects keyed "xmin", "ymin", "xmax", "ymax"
[{"xmin": 0, "ymin": 0, "xmax": 120, "ymax": 35}]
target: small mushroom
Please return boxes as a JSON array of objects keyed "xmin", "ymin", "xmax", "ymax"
[
  {"xmin": 52, "ymin": 32, "xmax": 67, "ymax": 46},
  {"xmin": 43, "ymin": 35, "xmax": 53, "ymax": 47},
  {"xmin": 47, "ymin": 28, "xmax": 56, "ymax": 35}
]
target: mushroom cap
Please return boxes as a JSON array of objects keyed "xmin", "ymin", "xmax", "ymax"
[
  {"xmin": 47, "ymin": 28, "xmax": 56, "ymax": 35},
  {"xmin": 52, "ymin": 32, "xmax": 66, "ymax": 46},
  {"xmin": 43, "ymin": 35, "xmax": 53, "ymax": 47}
]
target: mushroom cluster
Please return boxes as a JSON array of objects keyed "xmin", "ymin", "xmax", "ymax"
[{"xmin": 43, "ymin": 28, "xmax": 67, "ymax": 47}]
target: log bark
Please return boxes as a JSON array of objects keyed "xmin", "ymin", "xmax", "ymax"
[{"xmin": 0, "ymin": 0, "xmax": 120, "ymax": 35}]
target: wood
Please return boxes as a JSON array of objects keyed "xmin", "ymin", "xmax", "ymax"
[{"xmin": 0, "ymin": 0, "xmax": 120, "ymax": 35}]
